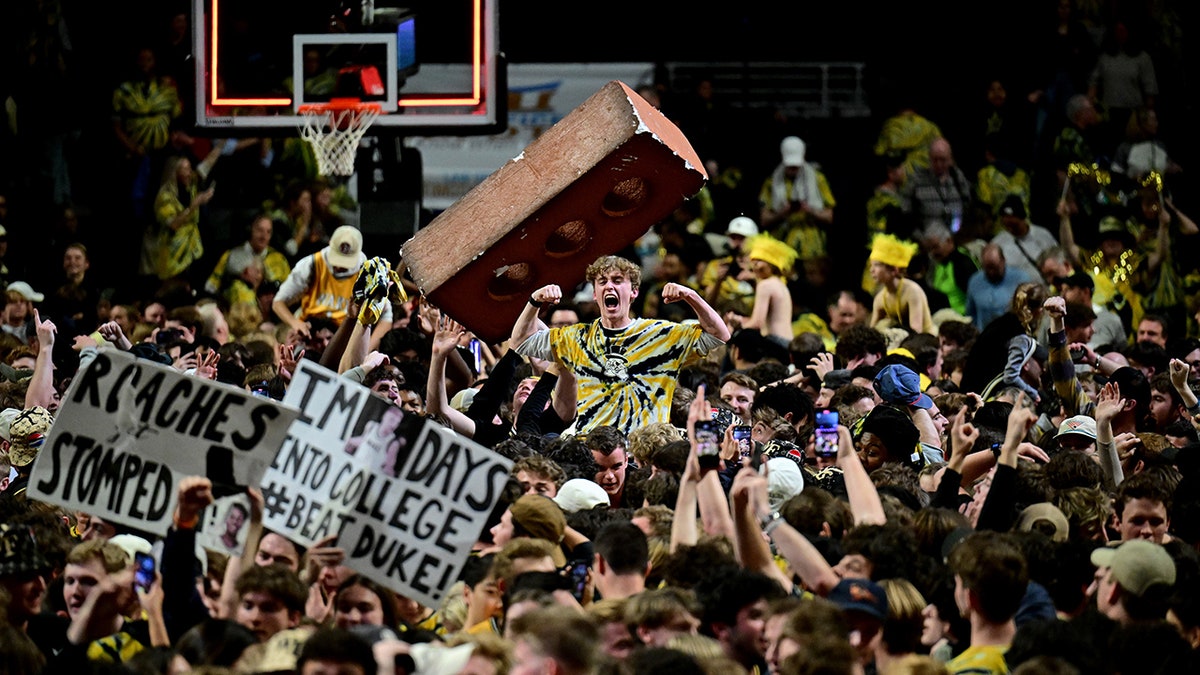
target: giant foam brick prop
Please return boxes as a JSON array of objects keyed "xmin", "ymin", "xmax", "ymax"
[{"xmin": 401, "ymin": 80, "xmax": 707, "ymax": 343}]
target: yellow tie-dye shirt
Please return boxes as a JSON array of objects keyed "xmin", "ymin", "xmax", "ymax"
[{"xmin": 517, "ymin": 319, "xmax": 722, "ymax": 435}]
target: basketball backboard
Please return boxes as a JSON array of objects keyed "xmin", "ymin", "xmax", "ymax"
[{"xmin": 192, "ymin": 0, "xmax": 504, "ymax": 134}]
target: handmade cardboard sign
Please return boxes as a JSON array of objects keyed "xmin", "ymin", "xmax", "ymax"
[
  {"xmin": 28, "ymin": 350, "xmax": 298, "ymax": 535},
  {"xmin": 261, "ymin": 360, "xmax": 513, "ymax": 608}
]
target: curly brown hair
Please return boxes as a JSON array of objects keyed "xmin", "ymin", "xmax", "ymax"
[{"xmin": 585, "ymin": 255, "xmax": 642, "ymax": 288}]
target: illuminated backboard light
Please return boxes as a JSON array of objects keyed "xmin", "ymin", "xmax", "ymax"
[{"xmin": 193, "ymin": 0, "xmax": 503, "ymax": 133}]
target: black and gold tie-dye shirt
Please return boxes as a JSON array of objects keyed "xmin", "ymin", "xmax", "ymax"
[{"xmin": 517, "ymin": 319, "xmax": 722, "ymax": 435}]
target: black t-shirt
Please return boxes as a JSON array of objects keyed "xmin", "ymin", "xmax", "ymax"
[{"xmin": 24, "ymin": 612, "xmax": 69, "ymax": 662}]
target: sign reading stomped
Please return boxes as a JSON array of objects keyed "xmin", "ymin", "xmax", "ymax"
[
  {"xmin": 27, "ymin": 350, "xmax": 298, "ymax": 535},
  {"xmin": 260, "ymin": 360, "xmax": 512, "ymax": 608}
]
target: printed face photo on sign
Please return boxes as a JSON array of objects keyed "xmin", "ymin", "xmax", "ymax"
[
  {"xmin": 262, "ymin": 359, "xmax": 513, "ymax": 610},
  {"xmin": 198, "ymin": 493, "xmax": 253, "ymax": 557},
  {"xmin": 343, "ymin": 396, "xmax": 409, "ymax": 478},
  {"xmin": 222, "ymin": 502, "xmax": 248, "ymax": 546}
]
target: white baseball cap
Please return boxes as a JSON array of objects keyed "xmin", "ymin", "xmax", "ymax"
[
  {"xmin": 726, "ymin": 216, "xmax": 759, "ymax": 238},
  {"xmin": 767, "ymin": 457, "xmax": 805, "ymax": 510},
  {"xmin": 1055, "ymin": 415, "xmax": 1097, "ymax": 440},
  {"xmin": 553, "ymin": 478, "xmax": 611, "ymax": 513},
  {"xmin": 326, "ymin": 226, "xmax": 365, "ymax": 270},
  {"xmin": 780, "ymin": 136, "xmax": 805, "ymax": 167},
  {"xmin": 7, "ymin": 281, "xmax": 43, "ymax": 303}
]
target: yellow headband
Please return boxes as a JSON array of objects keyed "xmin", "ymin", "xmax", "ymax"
[
  {"xmin": 747, "ymin": 234, "xmax": 799, "ymax": 274},
  {"xmin": 870, "ymin": 233, "xmax": 919, "ymax": 269}
]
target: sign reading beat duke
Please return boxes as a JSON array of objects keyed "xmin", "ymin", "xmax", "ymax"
[
  {"xmin": 260, "ymin": 360, "xmax": 512, "ymax": 608},
  {"xmin": 27, "ymin": 350, "xmax": 298, "ymax": 535}
]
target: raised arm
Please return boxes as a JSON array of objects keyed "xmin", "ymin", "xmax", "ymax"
[
  {"xmin": 97, "ymin": 320, "xmax": 133, "ymax": 351},
  {"xmin": 697, "ymin": 463, "xmax": 735, "ymax": 540},
  {"xmin": 163, "ymin": 477, "xmax": 214, "ymax": 631},
  {"xmin": 749, "ymin": 465, "xmax": 841, "ymax": 596},
  {"xmin": 703, "ymin": 258, "xmax": 733, "ymax": 308},
  {"xmin": 1045, "ymin": 296, "xmax": 1097, "ymax": 417},
  {"xmin": 1056, "ymin": 198, "xmax": 1083, "ymax": 268},
  {"xmin": 670, "ymin": 417, "xmax": 703, "ymax": 553},
  {"xmin": 684, "ymin": 386, "xmax": 734, "ymax": 539},
  {"xmin": 729, "ymin": 463, "xmax": 793, "ymax": 592},
  {"xmin": 1169, "ymin": 358, "xmax": 1200, "ymax": 427},
  {"xmin": 337, "ymin": 319, "xmax": 370, "ymax": 374},
  {"xmin": 511, "ymin": 284, "xmax": 560, "ymax": 348},
  {"xmin": 931, "ymin": 405, "xmax": 977, "ymax": 509},
  {"xmin": 550, "ymin": 365, "xmax": 578, "ymax": 426},
  {"xmin": 1145, "ymin": 206, "xmax": 1172, "ymax": 274},
  {"xmin": 1094, "ymin": 382, "xmax": 1127, "ymax": 488},
  {"xmin": 25, "ymin": 310, "xmax": 58, "ymax": 410},
  {"xmin": 424, "ymin": 317, "xmax": 477, "ymax": 438},
  {"xmin": 163, "ymin": 185, "xmax": 215, "ymax": 231},
  {"xmin": 320, "ymin": 298, "xmax": 360, "ymax": 371},
  {"xmin": 974, "ymin": 394, "xmax": 1037, "ymax": 532},
  {"xmin": 415, "ymin": 300, "xmax": 473, "ymax": 393},
  {"xmin": 663, "ymin": 282, "xmax": 731, "ymax": 341},
  {"xmin": 998, "ymin": 395, "xmax": 1036, "ymax": 470}
]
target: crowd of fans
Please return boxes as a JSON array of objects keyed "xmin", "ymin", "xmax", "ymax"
[{"xmin": 2, "ymin": 1, "xmax": 1200, "ymax": 675}]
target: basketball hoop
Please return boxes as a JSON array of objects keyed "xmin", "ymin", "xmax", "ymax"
[{"xmin": 298, "ymin": 98, "xmax": 382, "ymax": 177}]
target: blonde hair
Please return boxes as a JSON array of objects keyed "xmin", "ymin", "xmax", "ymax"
[
  {"xmin": 227, "ymin": 302, "xmax": 264, "ymax": 341},
  {"xmin": 1054, "ymin": 486, "xmax": 1112, "ymax": 536},
  {"xmin": 491, "ymin": 538, "xmax": 558, "ymax": 587},
  {"xmin": 666, "ymin": 633, "xmax": 726, "ymax": 660},
  {"xmin": 625, "ymin": 586, "xmax": 700, "ymax": 629},
  {"xmin": 697, "ymin": 656, "xmax": 749, "ymax": 675},
  {"xmin": 159, "ymin": 155, "xmax": 192, "ymax": 199},
  {"xmin": 586, "ymin": 597, "xmax": 628, "ymax": 625},
  {"xmin": 880, "ymin": 577, "xmax": 927, "ymax": 619},
  {"xmin": 628, "ymin": 422, "xmax": 683, "ymax": 466},
  {"xmin": 66, "ymin": 539, "xmax": 130, "ymax": 573},
  {"xmin": 438, "ymin": 581, "xmax": 467, "ymax": 634},
  {"xmin": 646, "ymin": 536, "xmax": 671, "ymax": 581},
  {"xmin": 888, "ymin": 654, "xmax": 950, "ymax": 675},
  {"xmin": 130, "ymin": 322, "xmax": 157, "ymax": 344},
  {"xmin": 1010, "ymin": 282, "xmax": 1047, "ymax": 335},
  {"xmin": 632, "ymin": 505, "xmax": 674, "ymax": 539},
  {"xmin": 448, "ymin": 631, "xmax": 513, "ymax": 673}
]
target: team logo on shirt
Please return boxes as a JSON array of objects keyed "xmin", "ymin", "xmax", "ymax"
[{"xmin": 602, "ymin": 353, "xmax": 629, "ymax": 382}]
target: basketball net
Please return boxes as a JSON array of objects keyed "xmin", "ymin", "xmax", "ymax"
[{"xmin": 298, "ymin": 101, "xmax": 382, "ymax": 177}]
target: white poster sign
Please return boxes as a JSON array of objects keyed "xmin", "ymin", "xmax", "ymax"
[
  {"xmin": 28, "ymin": 350, "xmax": 299, "ymax": 536},
  {"xmin": 260, "ymin": 360, "xmax": 512, "ymax": 607}
]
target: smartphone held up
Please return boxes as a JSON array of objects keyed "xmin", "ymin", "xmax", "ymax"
[
  {"xmin": 694, "ymin": 419, "xmax": 721, "ymax": 472},
  {"xmin": 815, "ymin": 409, "xmax": 839, "ymax": 459},
  {"xmin": 134, "ymin": 552, "xmax": 156, "ymax": 593},
  {"xmin": 732, "ymin": 425, "xmax": 753, "ymax": 459}
]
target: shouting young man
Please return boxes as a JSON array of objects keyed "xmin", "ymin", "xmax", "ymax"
[{"xmin": 512, "ymin": 255, "xmax": 729, "ymax": 435}]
